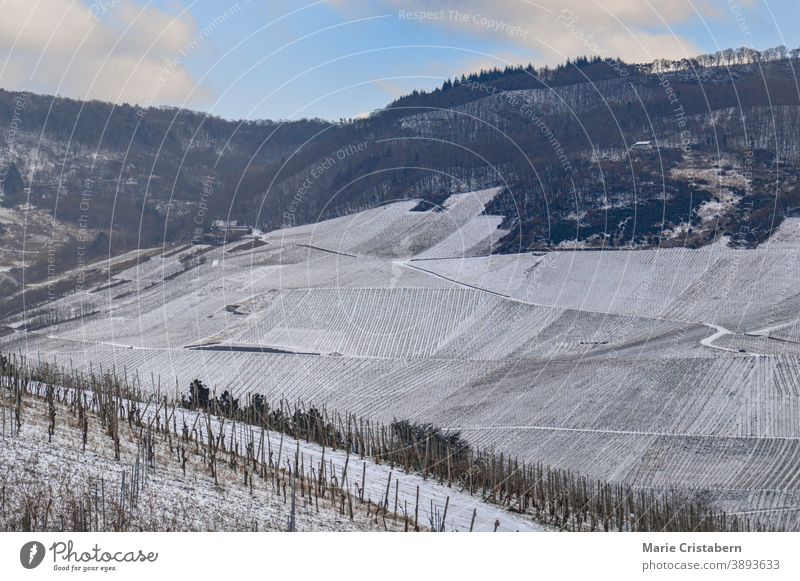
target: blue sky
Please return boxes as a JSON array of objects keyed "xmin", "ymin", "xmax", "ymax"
[{"xmin": 1, "ymin": 1, "xmax": 798, "ymax": 121}]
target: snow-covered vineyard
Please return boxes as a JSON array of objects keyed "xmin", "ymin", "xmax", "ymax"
[
  {"xmin": 4, "ymin": 189, "xmax": 800, "ymax": 530},
  {"xmin": 1, "ymin": 375, "xmax": 542, "ymax": 532}
]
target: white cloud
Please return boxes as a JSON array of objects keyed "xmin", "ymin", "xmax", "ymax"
[
  {"xmin": 373, "ymin": 79, "xmax": 407, "ymax": 99},
  {"xmin": 0, "ymin": 0, "xmax": 211, "ymax": 106},
  {"xmin": 339, "ymin": 0, "xmax": 739, "ymax": 66}
]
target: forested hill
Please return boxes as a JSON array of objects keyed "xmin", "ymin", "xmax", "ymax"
[{"xmin": 2, "ymin": 47, "xmax": 800, "ymax": 283}]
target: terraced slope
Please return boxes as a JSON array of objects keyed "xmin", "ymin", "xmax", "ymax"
[{"xmin": 4, "ymin": 199, "xmax": 800, "ymax": 529}]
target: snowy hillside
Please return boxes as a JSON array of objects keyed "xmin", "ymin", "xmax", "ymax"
[
  {"xmin": 4, "ymin": 195, "xmax": 800, "ymax": 530},
  {"xmin": 1, "ymin": 378, "xmax": 541, "ymax": 532}
]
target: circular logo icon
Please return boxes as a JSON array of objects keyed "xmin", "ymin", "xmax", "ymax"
[{"xmin": 20, "ymin": 541, "xmax": 46, "ymax": 569}]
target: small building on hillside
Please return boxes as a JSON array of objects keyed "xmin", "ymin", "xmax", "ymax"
[
  {"xmin": 191, "ymin": 220, "xmax": 252, "ymax": 245},
  {"xmin": 211, "ymin": 220, "xmax": 251, "ymax": 235},
  {"xmin": 630, "ymin": 140, "xmax": 654, "ymax": 151}
]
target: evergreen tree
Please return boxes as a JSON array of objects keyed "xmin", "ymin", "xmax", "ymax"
[
  {"xmin": 182, "ymin": 379, "xmax": 211, "ymax": 409},
  {"xmin": 1, "ymin": 162, "xmax": 25, "ymax": 207},
  {"xmin": 217, "ymin": 390, "xmax": 239, "ymax": 416}
]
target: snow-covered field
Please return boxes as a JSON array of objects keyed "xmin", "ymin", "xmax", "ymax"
[
  {"xmin": 4, "ymin": 198, "xmax": 800, "ymax": 530},
  {"xmin": 0, "ymin": 388, "xmax": 540, "ymax": 532},
  {"xmin": 0, "ymin": 396, "xmax": 390, "ymax": 532}
]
